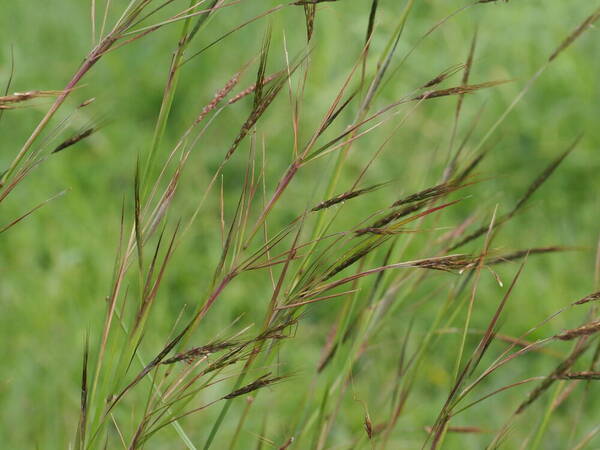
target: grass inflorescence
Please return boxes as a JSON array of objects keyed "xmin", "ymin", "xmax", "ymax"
[{"xmin": 2, "ymin": 1, "xmax": 600, "ymax": 449}]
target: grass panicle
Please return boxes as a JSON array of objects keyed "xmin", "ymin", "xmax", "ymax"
[{"xmin": 3, "ymin": 1, "xmax": 600, "ymax": 449}]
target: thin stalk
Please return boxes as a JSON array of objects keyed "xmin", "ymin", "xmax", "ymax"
[
  {"xmin": 530, "ymin": 382, "xmax": 565, "ymax": 450},
  {"xmin": 141, "ymin": 0, "xmax": 198, "ymax": 194}
]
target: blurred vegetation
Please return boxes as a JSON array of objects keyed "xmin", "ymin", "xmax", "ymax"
[{"xmin": 1, "ymin": 1, "xmax": 599, "ymax": 448}]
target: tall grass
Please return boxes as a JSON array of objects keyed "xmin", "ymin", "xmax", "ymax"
[{"xmin": 2, "ymin": 1, "xmax": 600, "ymax": 448}]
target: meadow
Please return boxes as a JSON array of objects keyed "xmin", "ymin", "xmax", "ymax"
[{"xmin": 1, "ymin": 1, "xmax": 599, "ymax": 448}]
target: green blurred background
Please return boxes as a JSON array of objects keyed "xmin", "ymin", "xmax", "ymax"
[{"xmin": 1, "ymin": 1, "xmax": 599, "ymax": 448}]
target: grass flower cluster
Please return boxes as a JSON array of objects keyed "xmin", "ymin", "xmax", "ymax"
[{"xmin": 1, "ymin": 1, "xmax": 599, "ymax": 448}]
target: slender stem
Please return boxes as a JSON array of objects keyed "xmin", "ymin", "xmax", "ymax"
[
  {"xmin": 1, "ymin": 37, "xmax": 116, "ymax": 187},
  {"xmin": 142, "ymin": 0, "xmax": 197, "ymax": 194}
]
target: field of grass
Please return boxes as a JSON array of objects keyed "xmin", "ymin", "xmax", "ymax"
[{"xmin": 1, "ymin": 1, "xmax": 600, "ymax": 448}]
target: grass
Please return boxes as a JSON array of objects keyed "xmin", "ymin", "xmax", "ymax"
[{"xmin": 1, "ymin": 0, "xmax": 600, "ymax": 448}]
